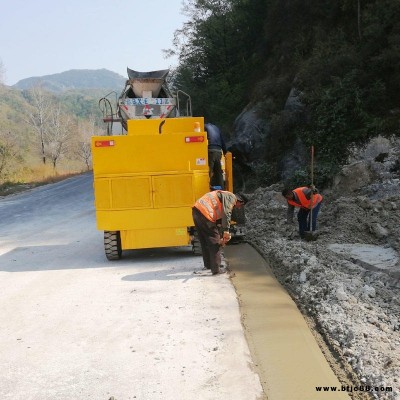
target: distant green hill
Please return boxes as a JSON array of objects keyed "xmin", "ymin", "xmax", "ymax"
[{"xmin": 13, "ymin": 68, "xmax": 126, "ymax": 93}]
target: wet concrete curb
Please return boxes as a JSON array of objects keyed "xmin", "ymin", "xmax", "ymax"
[{"xmin": 225, "ymin": 242, "xmax": 349, "ymax": 400}]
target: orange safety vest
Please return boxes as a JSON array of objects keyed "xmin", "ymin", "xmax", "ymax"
[
  {"xmin": 287, "ymin": 187, "xmax": 323, "ymax": 209},
  {"xmin": 194, "ymin": 191, "xmax": 224, "ymax": 222}
]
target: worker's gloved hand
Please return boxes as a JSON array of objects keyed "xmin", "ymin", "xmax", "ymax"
[
  {"xmin": 222, "ymin": 231, "xmax": 231, "ymax": 244},
  {"xmin": 310, "ymin": 184, "xmax": 318, "ymax": 194}
]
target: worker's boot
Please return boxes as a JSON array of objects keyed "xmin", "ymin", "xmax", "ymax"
[{"xmin": 212, "ymin": 267, "xmax": 227, "ymax": 275}]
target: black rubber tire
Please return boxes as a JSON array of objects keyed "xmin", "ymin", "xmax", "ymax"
[{"xmin": 104, "ymin": 231, "xmax": 122, "ymax": 260}]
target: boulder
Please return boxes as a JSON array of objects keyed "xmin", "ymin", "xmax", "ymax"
[
  {"xmin": 332, "ymin": 161, "xmax": 371, "ymax": 193},
  {"xmin": 228, "ymin": 107, "xmax": 269, "ymax": 164}
]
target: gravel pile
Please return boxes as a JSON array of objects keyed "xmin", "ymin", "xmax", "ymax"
[{"xmin": 243, "ymin": 136, "xmax": 400, "ymax": 399}]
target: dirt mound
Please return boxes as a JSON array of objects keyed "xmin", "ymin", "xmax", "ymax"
[{"xmin": 244, "ymin": 136, "xmax": 400, "ymax": 399}]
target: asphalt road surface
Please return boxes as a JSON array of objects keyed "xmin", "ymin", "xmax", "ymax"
[{"xmin": 0, "ymin": 173, "xmax": 263, "ymax": 400}]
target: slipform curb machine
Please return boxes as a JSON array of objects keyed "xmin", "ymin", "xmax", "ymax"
[{"xmin": 91, "ymin": 68, "xmax": 237, "ymax": 260}]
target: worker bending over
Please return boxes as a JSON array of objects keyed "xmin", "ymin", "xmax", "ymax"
[
  {"xmin": 192, "ymin": 191, "xmax": 247, "ymax": 275},
  {"xmin": 282, "ymin": 186, "xmax": 323, "ymax": 239}
]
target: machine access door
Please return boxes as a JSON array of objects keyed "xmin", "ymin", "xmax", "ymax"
[
  {"xmin": 94, "ymin": 176, "xmax": 153, "ymax": 210},
  {"xmin": 152, "ymin": 174, "xmax": 194, "ymax": 208}
]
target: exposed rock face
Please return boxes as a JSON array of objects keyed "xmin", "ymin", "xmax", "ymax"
[
  {"xmin": 332, "ymin": 136, "xmax": 400, "ymax": 198},
  {"xmin": 363, "ymin": 136, "xmax": 393, "ymax": 161},
  {"xmin": 228, "ymin": 87, "xmax": 307, "ymax": 186},
  {"xmin": 284, "ymin": 87, "xmax": 304, "ymax": 112},
  {"xmin": 332, "ymin": 161, "xmax": 372, "ymax": 194},
  {"xmin": 279, "ymin": 137, "xmax": 308, "ymax": 182},
  {"xmin": 228, "ymin": 108, "xmax": 269, "ymax": 164},
  {"xmin": 226, "ymin": 108, "xmax": 270, "ymax": 191}
]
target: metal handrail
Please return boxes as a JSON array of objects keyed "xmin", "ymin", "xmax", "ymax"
[{"xmin": 176, "ymin": 90, "xmax": 192, "ymax": 117}]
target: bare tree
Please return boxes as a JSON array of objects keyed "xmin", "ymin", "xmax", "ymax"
[
  {"xmin": 26, "ymin": 84, "xmax": 51, "ymax": 165},
  {"xmin": 46, "ymin": 105, "xmax": 74, "ymax": 170},
  {"xmin": 78, "ymin": 141, "xmax": 92, "ymax": 171},
  {"xmin": 0, "ymin": 130, "xmax": 19, "ymax": 182},
  {"xmin": 76, "ymin": 115, "xmax": 97, "ymax": 170}
]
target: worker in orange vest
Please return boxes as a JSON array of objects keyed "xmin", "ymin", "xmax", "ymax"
[
  {"xmin": 282, "ymin": 186, "xmax": 323, "ymax": 239},
  {"xmin": 192, "ymin": 191, "xmax": 247, "ymax": 274}
]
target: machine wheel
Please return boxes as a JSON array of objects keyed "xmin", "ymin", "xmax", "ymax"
[
  {"xmin": 191, "ymin": 231, "xmax": 202, "ymax": 256},
  {"xmin": 104, "ymin": 231, "xmax": 122, "ymax": 260}
]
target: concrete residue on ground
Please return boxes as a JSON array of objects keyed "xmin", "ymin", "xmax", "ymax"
[{"xmin": 243, "ymin": 136, "xmax": 400, "ymax": 399}]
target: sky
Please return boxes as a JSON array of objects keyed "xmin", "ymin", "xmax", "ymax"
[{"xmin": 0, "ymin": 0, "xmax": 188, "ymax": 86}]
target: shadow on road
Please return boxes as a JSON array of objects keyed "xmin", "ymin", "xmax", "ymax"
[
  {"xmin": 0, "ymin": 243, "xmax": 201, "ymax": 273},
  {"xmin": 121, "ymin": 267, "xmax": 215, "ymax": 283}
]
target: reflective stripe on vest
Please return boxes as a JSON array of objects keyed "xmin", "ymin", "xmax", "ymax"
[
  {"xmin": 287, "ymin": 187, "xmax": 322, "ymax": 209},
  {"xmin": 194, "ymin": 191, "xmax": 223, "ymax": 222}
]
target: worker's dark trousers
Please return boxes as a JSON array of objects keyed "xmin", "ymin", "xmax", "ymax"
[
  {"xmin": 192, "ymin": 207, "xmax": 221, "ymax": 273},
  {"xmin": 297, "ymin": 201, "xmax": 322, "ymax": 237},
  {"xmin": 208, "ymin": 150, "xmax": 224, "ymax": 189}
]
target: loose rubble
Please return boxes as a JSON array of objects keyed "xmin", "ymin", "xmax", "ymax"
[{"xmin": 244, "ymin": 136, "xmax": 400, "ymax": 399}]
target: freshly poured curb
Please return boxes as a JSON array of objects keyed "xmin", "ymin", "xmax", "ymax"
[{"xmin": 225, "ymin": 243, "xmax": 349, "ymax": 400}]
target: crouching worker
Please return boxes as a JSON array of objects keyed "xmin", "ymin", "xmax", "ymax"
[
  {"xmin": 282, "ymin": 186, "xmax": 323, "ymax": 239},
  {"xmin": 192, "ymin": 191, "xmax": 247, "ymax": 275}
]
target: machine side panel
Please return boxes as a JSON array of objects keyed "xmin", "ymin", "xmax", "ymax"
[
  {"xmin": 92, "ymin": 134, "xmax": 208, "ymax": 175},
  {"xmin": 120, "ymin": 227, "xmax": 190, "ymax": 250},
  {"xmin": 95, "ymin": 207, "xmax": 194, "ymax": 231},
  {"xmin": 153, "ymin": 175, "xmax": 194, "ymax": 208},
  {"xmin": 111, "ymin": 177, "xmax": 152, "ymax": 209},
  {"xmin": 126, "ymin": 117, "xmax": 203, "ymax": 135}
]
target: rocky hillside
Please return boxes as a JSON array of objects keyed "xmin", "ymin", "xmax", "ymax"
[
  {"xmin": 170, "ymin": 0, "xmax": 400, "ymax": 193},
  {"xmin": 13, "ymin": 69, "xmax": 126, "ymax": 93},
  {"xmin": 243, "ymin": 135, "xmax": 400, "ymax": 399}
]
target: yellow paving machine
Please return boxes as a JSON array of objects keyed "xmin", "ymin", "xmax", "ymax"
[{"xmin": 91, "ymin": 68, "xmax": 237, "ymax": 260}]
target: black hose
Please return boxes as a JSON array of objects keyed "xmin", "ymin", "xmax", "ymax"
[{"xmin": 159, "ymin": 119, "xmax": 166, "ymax": 134}]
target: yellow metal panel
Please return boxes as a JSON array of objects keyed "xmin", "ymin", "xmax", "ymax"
[
  {"xmin": 94, "ymin": 171, "xmax": 209, "ymax": 230},
  {"xmin": 193, "ymin": 171, "xmax": 210, "ymax": 200},
  {"xmin": 127, "ymin": 117, "xmax": 204, "ymax": 135},
  {"xmin": 94, "ymin": 179, "xmax": 111, "ymax": 209},
  {"xmin": 225, "ymin": 151, "xmax": 233, "ymax": 192},
  {"xmin": 110, "ymin": 177, "xmax": 152, "ymax": 209},
  {"xmin": 152, "ymin": 174, "xmax": 194, "ymax": 208},
  {"xmin": 95, "ymin": 207, "xmax": 194, "ymax": 231},
  {"xmin": 120, "ymin": 227, "xmax": 190, "ymax": 250},
  {"xmin": 92, "ymin": 133, "xmax": 208, "ymax": 175}
]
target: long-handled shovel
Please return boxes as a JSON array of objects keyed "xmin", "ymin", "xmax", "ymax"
[{"xmin": 304, "ymin": 145, "xmax": 318, "ymax": 241}]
